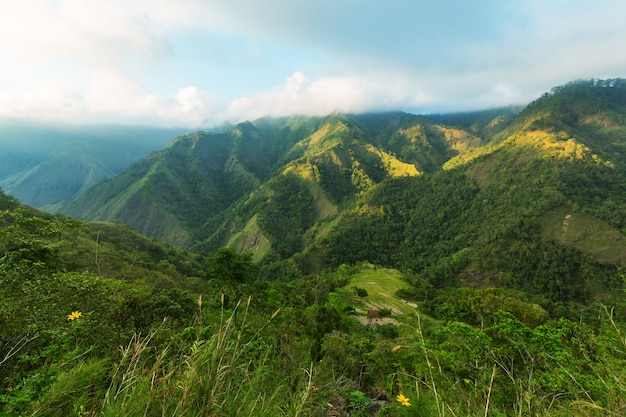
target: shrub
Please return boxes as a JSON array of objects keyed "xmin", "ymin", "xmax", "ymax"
[{"xmin": 378, "ymin": 323, "xmax": 399, "ymax": 339}]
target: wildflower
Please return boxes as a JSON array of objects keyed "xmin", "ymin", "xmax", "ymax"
[
  {"xmin": 396, "ymin": 393, "xmax": 411, "ymax": 407},
  {"xmin": 68, "ymin": 311, "xmax": 82, "ymax": 321}
]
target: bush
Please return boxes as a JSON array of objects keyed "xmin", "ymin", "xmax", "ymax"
[{"xmin": 379, "ymin": 323, "xmax": 399, "ymax": 339}]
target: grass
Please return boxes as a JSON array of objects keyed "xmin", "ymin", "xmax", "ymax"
[
  {"xmin": 366, "ymin": 144, "xmax": 420, "ymax": 177},
  {"xmin": 26, "ymin": 297, "xmax": 312, "ymax": 417},
  {"xmin": 336, "ymin": 265, "xmax": 416, "ymax": 316}
]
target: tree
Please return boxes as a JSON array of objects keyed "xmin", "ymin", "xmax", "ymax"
[
  {"xmin": 208, "ymin": 247, "xmax": 259, "ymax": 283},
  {"xmin": 352, "ymin": 286, "xmax": 369, "ymax": 299}
]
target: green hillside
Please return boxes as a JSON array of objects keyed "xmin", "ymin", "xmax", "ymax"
[
  {"xmin": 60, "ymin": 80, "xmax": 626, "ymax": 304},
  {"xmin": 311, "ymin": 81, "xmax": 626, "ymax": 304},
  {"xmin": 64, "ymin": 112, "xmax": 484, "ymax": 254},
  {"xmin": 335, "ymin": 264, "xmax": 416, "ymax": 316},
  {"xmin": 4, "ymin": 185, "xmax": 626, "ymax": 416}
]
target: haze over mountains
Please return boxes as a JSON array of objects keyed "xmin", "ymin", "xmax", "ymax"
[{"xmin": 0, "ymin": 121, "xmax": 191, "ymax": 211}]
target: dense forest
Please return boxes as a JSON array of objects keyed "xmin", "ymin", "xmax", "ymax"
[{"xmin": 2, "ymin": 80, "xmax": 626, "ymax": 416}]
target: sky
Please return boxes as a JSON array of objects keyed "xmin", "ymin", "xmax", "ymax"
[{"xmin": 1, "ymin": 0, "xmax": 626, "ymax": 128}]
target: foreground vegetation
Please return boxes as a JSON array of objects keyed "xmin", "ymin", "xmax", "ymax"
[
  {"xmin": 2, "ymin": 194, "xmax": 626, "ymax": 416},
  {"xmin": 3, "ymin": 80, "xmax": 626, "ymax": 415}
]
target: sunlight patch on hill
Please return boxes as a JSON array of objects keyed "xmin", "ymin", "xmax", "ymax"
[
  {"xmin": 435, "ymin": 125, "xmax": 483, "ymax": 153},
  {"xmin": 364, "ymin": 144, "xmax": 420, "ymax": 177},
  {"xmin": 541, "ymin": 210, "xmax": 626, "ymax": 267},
  {"xmin": 227, "ymin": 214, "xmax": 271, "ymax": 262}
]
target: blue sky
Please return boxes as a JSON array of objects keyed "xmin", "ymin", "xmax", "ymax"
[{"xmin": 1, "ymin": 0, "xmax": 626, "ymax": 127}]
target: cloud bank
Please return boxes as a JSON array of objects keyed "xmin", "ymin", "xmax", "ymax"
[{"xmin": 1, "ymin": 0, "xmax": 626, "ymax": 127}]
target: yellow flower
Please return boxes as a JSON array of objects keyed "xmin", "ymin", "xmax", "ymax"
[
  {"xmin": 68, "ymin": 311, "xmax": 82, "ymax": 321},
  {"xmin": 396, "ymin": 393, "xmax": 411, "ymax": 407}
]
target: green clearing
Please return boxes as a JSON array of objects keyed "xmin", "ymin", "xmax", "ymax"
[{"xmin": 336, "ymin": 265, "xmax": 417, "ymax": 316}]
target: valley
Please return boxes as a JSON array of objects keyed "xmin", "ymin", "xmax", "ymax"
[{"xmin": 1, "ymin": 79, "xmax": 626, "ymax": 416}]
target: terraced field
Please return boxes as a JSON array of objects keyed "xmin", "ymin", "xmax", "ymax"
[{"xmin": 336, "ymin": 265, "xmax": 417, "ymax": 317}]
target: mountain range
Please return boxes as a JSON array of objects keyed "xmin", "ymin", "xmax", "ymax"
[
  {"xmin": 59, "ymin": 110, "xmax": 508, "ymax": 249},
  {"xmin": 58, "ymin": 79, "xmax": 626, "ymax": 304}
]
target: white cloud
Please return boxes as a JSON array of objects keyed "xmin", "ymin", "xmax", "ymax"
[
  {"xmin": 174, "ymin": 86, "xmax": 220, "ymax": 125},
  {"xmin": 86, "ymin": 71, "xmax": 146, "ymax": 112},
  {"xmin": 217, "ymin": 70, "xmax": 434, "ymax": 124},
  {"xmin": 285, "ymin": 72, "xmax": 309, "ymax": 95},
  {"xmin": 0, "ymin": 1, "xmax": 164, "ymax": 65}
]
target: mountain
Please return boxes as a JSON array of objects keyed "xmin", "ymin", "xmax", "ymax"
[
  {"xmin": 0, "ymin": 121, "xmax": 191, "ymax": 210},
  {"xmin": 62, "ymin": 111, "xmax": 503, "ymax": 249},
  {"xmin": 316, "ymin": 79, "xmax": 626, "ymax": 303},
  {"xmin": 8, "ymin": 183, "xmax": 626, "ymax": 417}
]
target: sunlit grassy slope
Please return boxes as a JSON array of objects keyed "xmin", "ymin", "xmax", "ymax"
[
  {"xmin": 336, "ymin": 265, "xmax": 416, "ymax": 315},
  {"xmin": 541, "ymin": 210, "xmax": 626, "ymax": 267}
]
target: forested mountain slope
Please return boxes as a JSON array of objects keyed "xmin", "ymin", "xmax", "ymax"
[
  {"xmin": 62, "ymin": 80, "xmax": 626, "ymax": 304},
  {"xmin": 4, "ymin": 184, "xmax": 626, "ymax": 416},
  {"xmin": 62, "ymin": 111, "xmax": 506, "ymax": 250},
  {"xmin": 315, "ymin": 80, "xmax": 626, "ymax": 302}
]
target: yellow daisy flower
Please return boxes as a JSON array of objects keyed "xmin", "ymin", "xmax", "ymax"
[
  {"xmin": 396, "ymin": 393, "xmax": 411, "ymax": 407},
  {"xmin": 68, "ymin": 311, "xmax": 82, "ymax": 321}
]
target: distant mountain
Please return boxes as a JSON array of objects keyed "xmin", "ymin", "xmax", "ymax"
[{"xmin": 0, "ymin": 121, "xmax": 191, "ymax": 210}]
